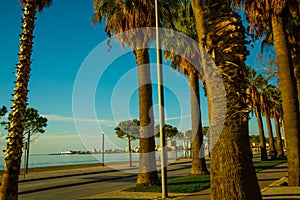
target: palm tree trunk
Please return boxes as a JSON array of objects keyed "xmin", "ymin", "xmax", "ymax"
[
  {"xmin": 255, "ymin": 107, "xmax": 268, "ymax": 161},
  {"xmin": 265, "ymin": 117, "xmax": 277, "ymax": 159},
  {"xmin": 191, "ymin": 0, "xmax": 206, "ymax": 44},
  {"xmin": 294, "ymin": 30, "xmax": 300, "ymax": 108},
  {"xmin": 192, "ymin": 1, "xmax": 262, "ymax": 198},
  {"xmin": 0, "ymin": 2, "xmax": 37, "ymax": 199},
  {"xmin": 135, "ymin": 49, "xmax": 159, "ymax": 186},
  {"xmin": 275, "ymin": 117, "xmax": 285, "ymax": 158},
  {"xmin": 189, "ymin": 72, "xmax": 208, "ymax": 175},
  {"xmin": 211, "ymin": 118, "xmax": 261, "ymax": 199},
  {"xmin": 272, "ymin": 13, "xmax": 300, "ymax": 186}
]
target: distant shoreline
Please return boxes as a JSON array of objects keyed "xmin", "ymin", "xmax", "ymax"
[
  {"xmin": 0, "ymin": 157, "xmax": 188, "ymax": 174},
  {"xmin": 1, "ymin": 160, "xmax": 138, "ymax": 174}
]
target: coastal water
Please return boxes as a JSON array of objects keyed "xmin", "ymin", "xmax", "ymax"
[{"xmin": 0, "ymin": 151, "xmax": 187, "ymax": 170}]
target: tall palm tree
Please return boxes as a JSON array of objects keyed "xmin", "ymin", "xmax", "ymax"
[
  {"xmin": 0, "ymin": 1, "xmax": 52, "ymax": 199},
  {"xmin": 93, "ymin": 0, "xmax": 177, "ymax": 186},
  {"xmin": 239, "ymin": 0, "xmax": 300, "ymax": 186},
  {"xmin": 285, "ymin": 0, "xmax": 300, "ymax": 106},
  {"xmin": 192, "ymin": 1, "xmax": 262, "ymax": 199},
  {"xmin": 260, "ymin": 84, "xmax": 278, "ymax": 159},
  {"xmin": 164, "ymin": 0, "xmax": 208, "ymax": 175},
  {"xmin": 246, "ymin": 69, "xmax": 268, "ymax": 161}
]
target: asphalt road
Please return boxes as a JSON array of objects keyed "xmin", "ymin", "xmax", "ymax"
[
  {"xmin": 18, "ymin": 162, "xmax": 193, "ymax": 200},
  {"xmin": 18, "ymin": 155, "xmax": 263, "ymax": 200}
]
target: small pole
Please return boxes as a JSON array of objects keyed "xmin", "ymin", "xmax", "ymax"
[
  {"xmin": 23, "ymin": 142, "xmax": 27, "ymax": 179},
  {"xmin": 25, "ymin": 130, "xmax": 30, "ymax": 174},
  {"xmin": 175, "ymin": 139, "xmax": 177, "ymax": 160},
  {"xmin": 102, "ymin": 132, "xmax": 105, "ymax": 166}
]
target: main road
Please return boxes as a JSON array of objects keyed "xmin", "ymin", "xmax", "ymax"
[{"xmin": 18, "ymin": 161, "xmax": 194, "ymax": 200}]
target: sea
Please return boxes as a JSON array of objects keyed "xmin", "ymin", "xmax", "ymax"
[{"xmin": 0, "ymin": 151, "xmax": 187, "ymax": 170}]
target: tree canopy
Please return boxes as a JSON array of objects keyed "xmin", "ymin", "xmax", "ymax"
[
  {"xmin": 114, "ymin": 119, "xmax": 140, "ymax": 140},
  {"xmin": 154, "ymin": 124, "xmax": 179, "ymax": 139},
  {"xmin": 185, "ymin": 126, "xmax": 209, "ymax": 141},
  {"xmin": 0, "ymin": 106, "xmax": 7, "ymax": 117},
  {"xmin": 1, "ymin": 107, "xmax": 48, "ymax": 141}
]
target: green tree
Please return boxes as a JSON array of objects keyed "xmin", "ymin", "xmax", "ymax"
[
  {"xmin": 23, "ymin": 108, "xmax": 47, "ymax": 174},
  {"xmin": 184, "ymin": 127, "xmax": 208, "ymax": 146},
  {"xmin": 93, "ymin": 0, "xmax": 178, "ymax": 186},
  {"xmin": 185, "ymin": 129, "xmax": 192, "ymax": 142},
  {"xmin": 154, "ymin": 124, "xmax": 178, "ymax": 139},
  {"xmin": 0, "ymin": 1, "xmax": 52, "ymax": 199},
  {"xmin": 1, "ymin": 108, "xmax": 48, "ymax": 174},
  {"xmin": 0, "ymin": 106, "xmax": 7, "ymax": 117},
  {"xmin": 239, "ymin": 0, "xmax": 300, "ymax": 186},
  {"xmin": 202, "ymin": 126, "xmax": 209, "ymax": 136},
  {"xmin": 250, "ymin": 135, "xmax": 260, "ymax": 145},
  {"xmin": 192, "ymin": 1, "xmax": 262, "ymax": 198},
  {"xmin": 115, "ymin": 119, "xmax": 139, "ymax": 167}
]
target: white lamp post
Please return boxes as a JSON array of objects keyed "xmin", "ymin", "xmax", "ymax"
[{"xmin": 155, "ymin": 0, "xmax": 168, "ymax": 198}]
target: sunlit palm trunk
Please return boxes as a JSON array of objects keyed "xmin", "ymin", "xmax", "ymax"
[
  {"xmin": 293, "ymin": 50, "xmax": 300, "ymax": 109},
  {"xmin": 265, "ymin": 117, "xmax": 277, "ymax": 159},
  {"xmin": 272, "ymin": 13, "xmax": 300, "ymax": 186},
  {"xmin": 0, "ymin": 1, "xmax": 36, "ymax": 199},
  {"xmin": 255, "ymin": 108, "xmax": 268, "ymax": 161},
  {"xmin": 191, "ymin": 0, "xmax": 213, "ymax": 160},
  {"xmin": 189, "ymin": 72, "xmax": 208, "ymax": 174},
  {"xmin": 275, "ymin": 117, "xmax": 284, "ymax": 158},
  {"xmin": 135, "ymin": 49, "xmax": 159, "ymax": 186},
  {"xmin": 191, "ymin": 1, "xmax": 262, "ymax": 198}
]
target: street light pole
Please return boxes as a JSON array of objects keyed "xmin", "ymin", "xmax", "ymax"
[
  {"xmin": 155, "ymin": 0, "xmax": 168, "ymax": 198},
  {"xmin": 102, "ymin": 131, "xmax": 105, "ymax": 166}
]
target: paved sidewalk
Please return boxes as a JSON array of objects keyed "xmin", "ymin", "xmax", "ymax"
[
  {"xmin": 82, "ymin": 162, "xmax": 300, "ymax": 200},
  {"xmin": 261, "ymin": 176, "xmax": 300, "ymax": 199},
  {"xmin": 174, "ymin": 163, "xmax": 299, "ymax": 200}
]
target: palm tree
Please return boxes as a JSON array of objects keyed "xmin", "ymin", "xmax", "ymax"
[
  {"xmin": 93, "ymin": 0, "xmax": 177, "ymax": 186},
  {"xmin": 285, "ymin": 1, "xmax": 300, "ymax": 105},
  {"xmin": 164, "ymin": 0, "xmax": 208, "ymax": 175},
  {"xmin": 269, "ymin": 87, "xmax": 285, "ymax": 158},
  {"xmin": 260, "ymin": 84, "xmax": 278, "ymax": 159},
  {"xmin": 0, "ymin": 1, "xmax": 51, "ymax": 199},
  {"xmin": 191, "ymin": 1, "xmax": 262, "ymax": 199},
  {"xmin": 246, "ymin": 69, "xmax": 268, "ymax": 161},
  {"xmin": 239, "ymin": 0, "xmax": 300, "ymax": 186}
]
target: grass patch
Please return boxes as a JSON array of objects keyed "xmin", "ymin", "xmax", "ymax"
[
  {"xmin": 126, "ymin": 184, "xmax": 162, "ymax": 193},
  {"xmin": 168, "ymin": 174, "xmax": 210, "ymax": 193},
  {"xmin": 125, "ymin": 174, "xmax": 210, "ymax": 193},
  {"xmin": 253, "ymin": 159, "xmax": 287, "ymax": 172},
  {"xmin": 126, "ymin": 159, "xmax": 286, "ymax": 193}
]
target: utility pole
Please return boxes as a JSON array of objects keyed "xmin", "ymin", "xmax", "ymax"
[
  {"xmin": 25, "ymin": 130, "xmax": 30, "ymax": 174},
  {"xmin": 102, "ymin": 131, "xmax": 105, "ymax": 166}
]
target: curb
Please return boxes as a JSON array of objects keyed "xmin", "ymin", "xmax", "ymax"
[{"xmin": 260, "ymin": 176, "xmax": 288, "ymax": 192}]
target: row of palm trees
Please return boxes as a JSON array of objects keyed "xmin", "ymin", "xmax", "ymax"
[
  {"xmin": 247, "ymin": 68, "xmax": 285, "ymax": 160},
  {"xmin": 0, "ymin": 0, "xmax": 299, "ymax": 200}
]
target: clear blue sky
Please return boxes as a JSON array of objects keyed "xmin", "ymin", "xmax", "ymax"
[{"xmin": 0, "ymin": 1, "xmax": 272, "ymax": 154}]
